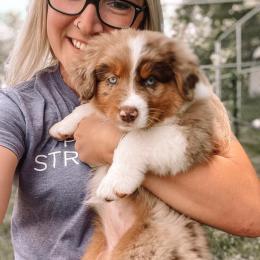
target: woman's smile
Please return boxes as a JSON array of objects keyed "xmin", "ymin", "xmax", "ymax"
[{"xmin": 68, "ymin": 37, "xmax": 88, "ymax": 50}]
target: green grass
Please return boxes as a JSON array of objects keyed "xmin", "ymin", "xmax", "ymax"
[{"xmin": 207, "ymin": 228, "xmax": 260, "ymax": 260}]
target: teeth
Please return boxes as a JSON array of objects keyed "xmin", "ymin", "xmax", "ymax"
[{"xmin": 72, "ymin": 39, "xmax": 87, "ymax": 50}]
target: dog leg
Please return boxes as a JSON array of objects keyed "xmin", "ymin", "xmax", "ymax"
[
  {"xmin": 96, "ymin": 131, "xmax": 147, "ymax": 201},
  {"xmin": 49, "ymin": 103, "xmax": 96, "ymax": 140},
  {"xmin": 96, "ymin": 125, "xmax": 190, "ymax": 201},
  {"xmin": 96, "ymin": 161, "xmax": 145, "ymax": 201}
]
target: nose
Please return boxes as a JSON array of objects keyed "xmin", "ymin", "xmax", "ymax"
[
  {"xmin": 74, "ymin": 4, "xmax": 103, "ymax": 36},
  {"xmin": 119, "ymin": 106, "xmax": 139, "ymax": 123}
]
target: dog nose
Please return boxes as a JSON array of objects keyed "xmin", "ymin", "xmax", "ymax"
[{"xmin": 119, "ymin": 106, "xmax": 139, "ymax": 123}]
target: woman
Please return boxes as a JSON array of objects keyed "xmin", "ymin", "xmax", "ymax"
[{"xmin": 0, "ymin": 0, "xmax": 259, "ymax": 259}]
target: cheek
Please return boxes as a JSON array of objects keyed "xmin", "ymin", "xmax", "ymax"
[
  {"xmin": 131, "ymin": 0, "xmax": 145, "ymax": 28},
  {"xmin": 146, "ymin": 84, "xmax": 185, "ymax": 119},
  {"xmin": 102, "ymin": 25, "xmax": 115, "ymax": 33},
  {"xmin": 94, "ymin": 82, "xmax": 125, "ymax": 115},
  {"xmin": 96, "ymin": 78, "xmax": 131, "ymax": 100},
  {"xmin": 46, "ymin": 8, "xmax": 71, "ymax": 52},
  {"xmin": 132, "ymin": 13, "xmax": 145, "ymax": 29}
]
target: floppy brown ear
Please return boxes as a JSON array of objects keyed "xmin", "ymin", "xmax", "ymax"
[
  {"xmin": 175, "ymin": 69, "xmax": 199, "ymax": 101},
  {"xmin": 70, "ymin": 63, "xmax": 96, "ymax": 103},
  {"xmin": 183, "ymin": 72, "xmax": 199, "ymax": 100},
  {"xmin": 165, "ymin": 38, "xmax": 201, "ymax": 101}
]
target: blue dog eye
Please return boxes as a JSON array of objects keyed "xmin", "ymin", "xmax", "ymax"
[
  {"xmin": 107, "ymin": 76, "xmax": 118, "ymax": 85},
  {"xmin": 144, "ymin": 76, "xmax": 157, "ymax": 87}
]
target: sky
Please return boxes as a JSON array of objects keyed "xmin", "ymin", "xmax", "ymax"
[{"xmin": 0, "ymin": 0, "xmax": 29, "ymax": 13}]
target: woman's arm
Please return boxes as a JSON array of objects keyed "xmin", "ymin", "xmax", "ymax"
[
  {"xmin": 143, "ymin": 138, "xmax": 260, "ymax": 237},
  {"xmin": 74, "ymin": 116, "xmax": 260, "ymax": 237},
  {"xmin": 0, "ymin": 146, "xmax": 18, "ymax": 224}
]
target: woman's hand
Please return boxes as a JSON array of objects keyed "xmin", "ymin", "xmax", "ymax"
[{"xmin": 74, "ymin": 114, "xmax": 123, "ymax": 166}]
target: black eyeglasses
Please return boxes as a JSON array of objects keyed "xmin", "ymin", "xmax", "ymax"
[{"xmin": 48, "ymin": 0, "xmax": 147, "ymax": 29}]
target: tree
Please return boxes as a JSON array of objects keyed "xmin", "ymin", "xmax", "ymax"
[
  {"xmin": 169, "ymin": 1, "xmax": 260, "ymax": 65},
  {"xmin": 0, "ymin": 11, "xmax": 22, "ymax": 83}
]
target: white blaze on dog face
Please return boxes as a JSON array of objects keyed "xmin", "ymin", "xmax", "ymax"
[
  {"xmin": 119, "ymin": 89, "xmax": 149, "ymax": 130},
  {"xmin": 128, "ymin": 34, "xmax": 146, "ymax": 77},
  {"xmin": 115, "ymin": 34, "xmax": 149, "ymax": 130}
]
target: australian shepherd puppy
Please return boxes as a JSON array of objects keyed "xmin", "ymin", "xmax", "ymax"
[{"xmin": 50, "ymin": 29, "xmax": 231, "ymax": 260}]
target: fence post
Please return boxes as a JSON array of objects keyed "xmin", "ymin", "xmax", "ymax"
[{"xmin": 231, "ymin": 73, "xmax": 240, "ymax": 138}]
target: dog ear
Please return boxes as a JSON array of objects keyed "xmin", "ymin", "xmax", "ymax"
[
  {"xmin": 183, "ymin": 71, "xmax": 199, "ymax": 100},
  {"xmin": 175, "ymin": 68, "xmax": 199, "ymax": 101},
  {"xmin": 70, "ymin": 62, "xmax": 97, "ymax": 103},
  {"xmin": 166, "ymin": 39, "xmax": 202, "ymax": 101}
]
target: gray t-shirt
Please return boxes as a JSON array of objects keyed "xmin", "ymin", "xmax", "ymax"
[{"xmin": 0, "ymin": 66, "xmax": 94, "ymax": 260}]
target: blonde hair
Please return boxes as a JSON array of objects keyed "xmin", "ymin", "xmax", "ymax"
[
  {"xmin": 5, "ymin": 0, "xmax": 163, "ymax": 86},
  {"xmin": 144, "ymin": 0, "xmax": 164, "ymax": 32}
]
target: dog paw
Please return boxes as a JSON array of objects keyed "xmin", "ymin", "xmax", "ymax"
[
  {"xmin": 49, "ymin": 122, "xmax": 74, "ymax": 140},
  {"xmin": 96, "ymin": 177, "xmax": 120, "ymax": 201},
  {"xmin": 96, "ymin": 168, "xmax": 144, "ymax": 201}
]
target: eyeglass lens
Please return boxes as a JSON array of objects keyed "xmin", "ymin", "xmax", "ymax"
[{"xmin": 49, "ymin": 0, "xmax": 138, "ymax": 29}]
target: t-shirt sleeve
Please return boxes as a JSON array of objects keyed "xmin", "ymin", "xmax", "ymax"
[{"xmin": 0, "ymin": 90, "xmax": 26, "ymax": 160}]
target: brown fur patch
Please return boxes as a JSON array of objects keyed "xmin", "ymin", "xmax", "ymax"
[{"xmin": 81, "ymin": 218, "xmax": 106, "ymax": 260}]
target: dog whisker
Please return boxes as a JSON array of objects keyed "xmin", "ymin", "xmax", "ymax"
[{"xmin": 149, "ymin": 107, "xmax": 164, "ymax": 113}]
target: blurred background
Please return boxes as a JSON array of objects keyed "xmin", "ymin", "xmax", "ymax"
[{"xmin": 0, "ymin": 0, "xmax": 259, "ymax": 259}]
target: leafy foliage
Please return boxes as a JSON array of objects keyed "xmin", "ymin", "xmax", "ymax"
[
  {"xmin": 0, "ymin": 12, "xmax": 22, "ymax": 80},
  {"xmin": 170, "ymin": 2, "xmax": 260, "ymax": 65},
  {"xmin": 207, "ymin": 227, "xmax": 260, "ymax": 260}
]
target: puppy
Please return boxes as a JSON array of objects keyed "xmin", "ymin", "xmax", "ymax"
[{"xmin": 50, "ymin": 29, "xmax": 231, "ymax": 260}]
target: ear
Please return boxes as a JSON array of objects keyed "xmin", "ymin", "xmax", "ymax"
[
  {"xmin": 175, "ymin": 69, "xmax": 199, "ymax": 101},
  {"xmin": 70, "ymin": 62, "xmax": 97, "ymax": 103},
  {"xmin": 166, "ymin": 39, "xmax": 204, "ymax": 101},
  {"xmin": 183, "ymin": 72, "xmax": 199, "ymax": 100}
]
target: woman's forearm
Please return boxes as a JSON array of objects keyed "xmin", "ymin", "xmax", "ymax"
[
  {"xmin": 0, "ymin": 147, "xmax": 17, "ymax": 224},
  {"xmin": 143, "ymin": 139, "xmax": 260, "ymax": 237}
]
